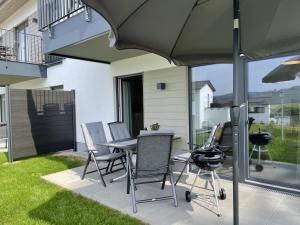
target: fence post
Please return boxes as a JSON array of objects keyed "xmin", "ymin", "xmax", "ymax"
[
  {"xmin": 71, "ymin": 89, "xmax": 77, "ymax": 152},
  {"xmin": 5, "ymin": 86, "xmax": 13, "ymax": 162}
]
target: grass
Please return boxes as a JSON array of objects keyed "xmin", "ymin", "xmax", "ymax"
[
  {"xmin": 195, "ymin": 123, "xmax": 300, "ymax": 164},
  {"xmin": 249, "ymin": 123, "xmax": 300, "ymax": 164},
  {"xmin": 0, "ymin": 153, "xmax": 146, "ymax": 225}
]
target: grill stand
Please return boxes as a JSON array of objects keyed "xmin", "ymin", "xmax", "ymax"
[
  {"xmin": 249, "ymin": 145, "xmax": 275, "ymax": 171},
  {"xmin": 185, "ymin": 168, "xmax": 226, "ymax": 217}
]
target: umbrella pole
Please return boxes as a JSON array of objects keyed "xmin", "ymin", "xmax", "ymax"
[{"xmin": 232, "ymin": 0, "xmax": 241, "ymax": 225}]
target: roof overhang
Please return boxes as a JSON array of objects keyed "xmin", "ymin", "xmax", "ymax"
[{"xmin": 43, "ymin": 8, "xmax": 147, "ymax": 63}]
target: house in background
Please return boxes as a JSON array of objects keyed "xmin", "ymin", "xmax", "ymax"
[
  {"xmin": 192, "ymin": 80, "xmax": 215, "ymax": 130},
  {"xmin": 248, "ymin": 98, "xmax": 271, "ymax": 124},
  {"xmin": 210, "ymin": 94, "xmax": 272, "ymax": 125}
]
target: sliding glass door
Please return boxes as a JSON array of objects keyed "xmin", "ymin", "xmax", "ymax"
[
  {"xmin": 248, "ymin": 55, "xmax": 300, "ymax": 190},
  {"xmin": 116, "ymin": 75, "xmax": 144, "ymax": 138}
]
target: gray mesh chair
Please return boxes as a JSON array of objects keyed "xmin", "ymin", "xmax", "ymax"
[
  {"xmin": 81, "ymin": 122, "xmax": 126, "ymax": 187},
  {"xmin": 128, "ymin": 133, "xmax": 178, "ymax": 213},
  {"xmin": 108, "ymin": 122, "xmax": 131, "ymax": 141},
  {"xmin": 107, "ymin": 122, "xmax": 132, "ymax": 173}
]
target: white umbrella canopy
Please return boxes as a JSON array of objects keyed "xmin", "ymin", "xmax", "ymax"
[
  {"xmin": 82, "ymin": 0, "xmax": 300, "ymax": 66},
  {"xmin": 263, "ymin": 56, "xmax": 300, "ymax": 83}
]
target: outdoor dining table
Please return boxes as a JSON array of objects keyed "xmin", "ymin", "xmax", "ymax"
[
  {"xmin": 98, "ymin": 138, "xmax": 137, "ymax": 194},
  {"xmin": 99, "ymin": 136, "xmax": 181, "ymax": 193}
]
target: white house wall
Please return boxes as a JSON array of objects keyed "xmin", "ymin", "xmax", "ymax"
[
  {"xmin": 10, "ymin": 56, "xmax": 188, "ymax": 150},
  {"xmin": 11, "ymin": 58, "xmax": 116, "ymax": 145}
]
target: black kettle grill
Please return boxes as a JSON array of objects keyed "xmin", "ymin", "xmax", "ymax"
[
  {"xmin": 185, "ymin": 146, "xmax": 226, "ymax": 217},
  {"xmin": 248, "ymin": 118, "xmax": 274, "ymax": 172}
]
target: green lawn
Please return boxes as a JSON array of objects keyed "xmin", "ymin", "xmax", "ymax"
[
  {"xmin": 0, "ymin": 153, "xmax": 145, "ymax": 225},
  {"xmin": 195, "ymin": 123, "xmax": 300, "ymax": 164},
  {"xmin": 249, "ymin": 123, "xmax": 300, "ymax": 164}
]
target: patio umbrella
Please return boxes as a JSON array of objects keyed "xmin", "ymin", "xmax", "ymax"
[
  {"xmin": 81, "ymin": 0, "xmax": 300, "ymax": 224},
  {"xmin": 262, "ymin": 56, "xmax": 300, "ymax": 83}
]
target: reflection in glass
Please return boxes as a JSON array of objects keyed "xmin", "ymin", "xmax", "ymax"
[
  {"xmin": 191, "ymin": 65, "xmax": 233, "ymax": 177},
  {"xmin": 248, "ymin": 55, "xmax": 300, "ymax": 189}
]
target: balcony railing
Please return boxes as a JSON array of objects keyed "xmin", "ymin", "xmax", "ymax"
[
  {"xmin": 0, "ymin": 28, "xmax": 63, "ymax": 66},
  {"xmin": 0, "ymin": 28, "xmax": 44, "ymax": 65},
  {"xmin": 44, "ymin": 54, "xmax": 64, "ymax": 65},
  {"xmin": 38, "ymin": 0, "xmax": 85, "ymax": 31}
]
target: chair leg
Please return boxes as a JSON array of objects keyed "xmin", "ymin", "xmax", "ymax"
[
  {"xmin": 169, "ymin": 169, "xmax": 178, "ymax": 207},
  {"xmin": 120, "ymin": 156, "xmax": 126, "ymax": 170},
  {"xmin": 161, "ymin": 174, "xmax": 167, "ymax": 190},
  {"xmin": 106, "ymin": 160, "xmax": 112, "ymax": 173},
  {"xmin": 81, "ymin": 154, "xmax": 91, "ymax": 180},
  {"xmin": 107, "ymin": 148, "xmax": 118, "ymax": 172},
  {"xmin": 92, "ymin": 157, "xmax": 106, "ymax": 187},
  {"xmin": 130, "ymin": 173, "xmax": 137, "ymax": 213},
  {"xmin": 110, "ymin": 159, "xmax": 116, "ymax": 172},
  {"xmin": 175, "ymin": 159, "xmax": 189, "ymax": 185},
  {"xmin": 211, "ymin": 171, "xmax": 221, "ymax": 217}
]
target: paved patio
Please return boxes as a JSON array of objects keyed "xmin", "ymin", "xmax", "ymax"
[{"xmin": 43, "ymin": 159, "xmax": 300, "ymax": 225}]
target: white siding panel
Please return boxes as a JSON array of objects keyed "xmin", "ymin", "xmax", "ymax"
[{"xmin": 143, "ymin": 66, "xmax": 189, "ymax": 150}]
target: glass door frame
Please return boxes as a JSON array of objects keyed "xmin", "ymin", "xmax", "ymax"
[{"xmin": 115, "ymin": 73, "xmax": 144, "ymax": 136}]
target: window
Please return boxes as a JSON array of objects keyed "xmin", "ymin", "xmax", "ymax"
[{"xmin": 248, "ymin": 106, "xmax": 265, "ymax": 113}]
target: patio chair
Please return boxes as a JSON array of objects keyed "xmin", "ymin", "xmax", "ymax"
[
  {"xmin": 81, "ymin": 122, "xmax": 126, "ymax": 187},
  {"xmin": 128, "ymin": 133, "xmax": 178, "ymax": 213},
  {"xmin": 108, "ymin": 122, "xmax": 131, "ymax": 141},
  {"xmin": 107, "ymin": 122, "xmax": 132, "ymax": 173},
  {"xmin": 216, "ymin": 122, "xmax": 232, "ymax": 153}
]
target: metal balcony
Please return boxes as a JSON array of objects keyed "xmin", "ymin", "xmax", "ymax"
[
  {"xmin": 38, "ymin": 0, "xmax": 85, "ymax": 31},
  {"xmin": 38, "ymin": 0, "xmax": 146, "ymax": 63},
  {"xmin": 0, "ymin": 28, "xmax": 53, "ymax": 84},
  {"xmin": 0, "ymin": 28, "xmax": 43, "ymax": 65}
]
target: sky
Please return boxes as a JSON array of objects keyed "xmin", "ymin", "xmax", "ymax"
[{"xmin": 192, "ymin": 55, "xmax": 300, "ymax": 96}]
